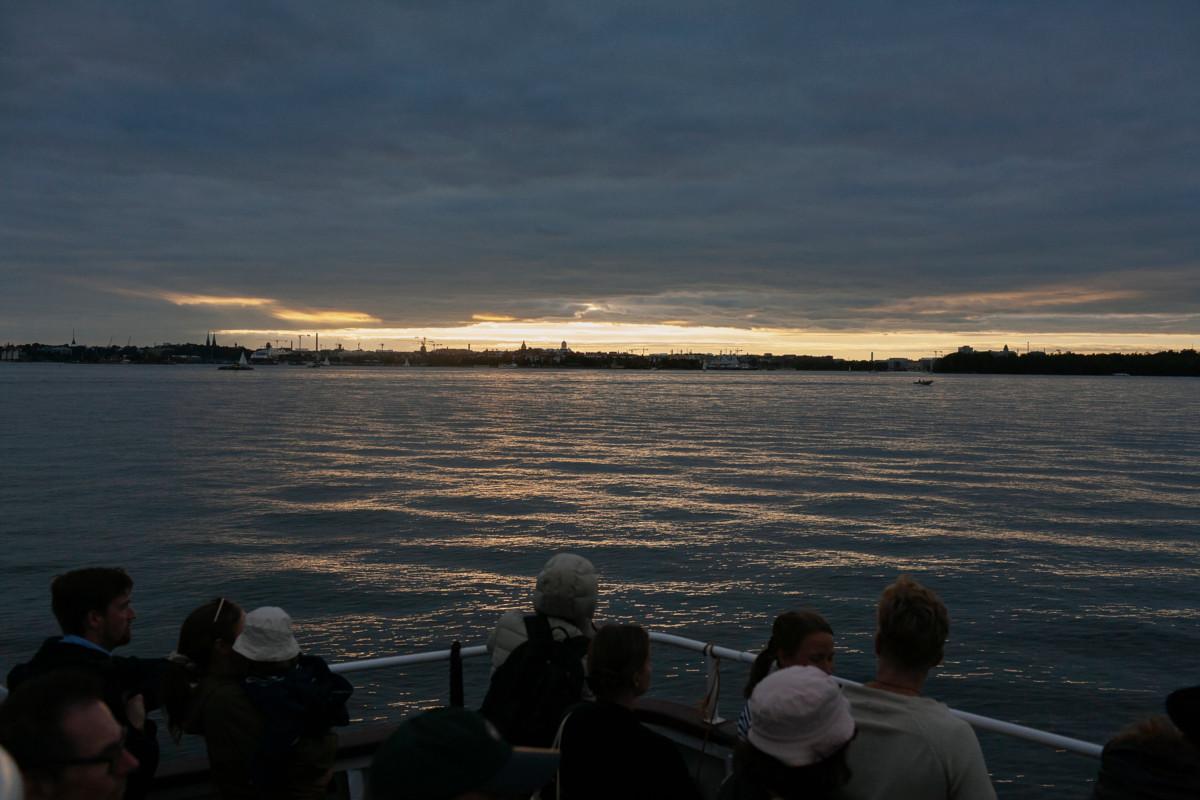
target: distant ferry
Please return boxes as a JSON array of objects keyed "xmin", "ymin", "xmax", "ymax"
[{"xmin": 702, "ymin": 355, "xmax": 753, "ymax": 370}]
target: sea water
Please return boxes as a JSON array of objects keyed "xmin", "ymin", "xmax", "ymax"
[{"xmin": 2, "ymin": 364, "xmax": 1197, "ymax": 797}]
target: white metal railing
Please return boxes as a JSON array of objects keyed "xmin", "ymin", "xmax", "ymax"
[{"xmin": 328, "ymin": 630, "xmax": 1103, "ymax": 759}]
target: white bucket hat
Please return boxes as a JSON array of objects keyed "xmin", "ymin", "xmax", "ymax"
[
  {"xmin": 233, "ymin": 606, "xmax": 301, "ymax": 662},
  {"xmin": 747, "ymin": 665, "xmax": 856, "ymax": 767}
]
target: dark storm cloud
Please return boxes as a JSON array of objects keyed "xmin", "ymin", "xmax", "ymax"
[{"xmin": 1, "ymin": 1, "xmax": 1197, "ymax": 343}]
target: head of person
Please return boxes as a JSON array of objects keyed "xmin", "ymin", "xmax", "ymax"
[
  {"xmin": 370, "ymin": 707, "xmax": 558, "ymax": 800},
  {"xmin": 50, "ymin": 568, "xmax": 135, "ymax": 651},
  {"xmin": 0, "ymin": 671, "xmax": 139, "ymax": 800},
  {"xmin": 1167, "ymin": 686, "xmax": 1200, "ymax": 749},
  {"xmin": 874, "ymin": 575, "xmax": 949, "ymax": 677},
  {"xmin": 531, "ymin": 553, "xmax": 598, "ymax": 630},
  {"xmin": 1093, "ymin": 715, "xmax": 1200, "ymax": 799},
  {"xmin": 163, "ymin": 597, "xmax": 246, "ymax": 740},
  {"xmin": 232, "ymin": 606, "xmax": 301, "ymax": 675},
  {"xmin": 745, "ymin": 610, "xmax": 835, "ymax": 698},
  {"xmin": 739, "ymin": 666, "xmax": 856, "ymax": 800},
  {"xmin": 586, "ymin": 624, "xmax": 651, "ymax": 704}
]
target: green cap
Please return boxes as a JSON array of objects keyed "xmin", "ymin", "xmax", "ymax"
[{"xmin": 371, "ymin": 707, "xmax": 559, "ymax": 800}]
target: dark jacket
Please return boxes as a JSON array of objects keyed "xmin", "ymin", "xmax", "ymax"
[
  {"xmin": 185, "ymin": 675, "xmax": 263, "ymax": 800},
  {"xmin": 185, "ymin": 655, "xmax": 351, "ymax": 800},
  {"xmin": 558, "ymin": 700, "xmax": 702, "ymax": 800},
  {"xmin": 7, "ymin": 637, "xmax": 165, "ymax": 800}
]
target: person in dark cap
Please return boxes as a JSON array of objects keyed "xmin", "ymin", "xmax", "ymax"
[
  {"xmin": 371, "ymin": 707, "xmax": 558, "ymax": 800},
  {"xmin": 1093, "ymin": 715, "xmax": 1200, "ymax": 799},
  {"xmin": 1166, "ymin": 686, "xmax": 1200, "ymax": 748}
]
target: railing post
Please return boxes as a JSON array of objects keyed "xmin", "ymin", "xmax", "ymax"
[
  {"xmin": 346, "ymin": 767, "xmax": 366, "ymax": 800},
  {"xmin": 700, "ymin": 643, "xmax": 725, "ymax": 725},
  {"xmin": 449, "ymin": 640, "xmax": 464, "ymax": 707}
]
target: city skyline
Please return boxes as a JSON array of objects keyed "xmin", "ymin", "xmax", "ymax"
[{"xmin": 3, "ymin": 2, "xmax": 1197, "ymax": 359}]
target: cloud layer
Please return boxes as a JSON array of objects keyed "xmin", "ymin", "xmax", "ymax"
[{"xmin": 2, "ymin": 1, "xmax": 1197, "ymax": 353}]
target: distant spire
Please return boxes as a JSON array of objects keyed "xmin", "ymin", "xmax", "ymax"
[
  {"xmin": 206, "ymin": 332, "xmax": 211, "ymax": 347},
  {"xmin": 212, "ymin": 332, "xmax": 217, "ymax": 347},
  {"xmin": 71, "ymin": 328, "xmax": 76, "ymax": 346}
]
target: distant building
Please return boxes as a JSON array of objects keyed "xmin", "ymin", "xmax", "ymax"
[
  {"xmin": 250, "ymin": 343, "xmax": 294, "ymax": 363},
  {"xmin": 886, "ymin": 357, "xmax": 918, "ymax": 371}
]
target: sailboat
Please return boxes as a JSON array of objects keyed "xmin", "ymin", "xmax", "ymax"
[{"xmin": 218, "ymin": 353, "xmax": 254, "ymax": 371}]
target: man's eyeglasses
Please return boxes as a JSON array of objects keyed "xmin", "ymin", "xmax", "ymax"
[
  {"xmin": 213, "ymin": 597, "xmax": 226, "ymax": 623},
  {"xmin": 52, "ymin": 729, "xmax": 128, "ymax": 775}
]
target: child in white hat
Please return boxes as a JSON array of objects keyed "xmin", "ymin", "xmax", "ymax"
[
  {"xmin": 719, "ymin": 665, "xmax": 855, "ymax": 800},
  {"xmin": 205, "ymin": 607, "xmax": 353, "ymax": 800}
]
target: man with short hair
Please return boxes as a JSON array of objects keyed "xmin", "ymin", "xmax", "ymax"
[
  {"xmin": 835, "ymin": 576, "xmax": 996, "ymax": 800},
  {"xmin": 6, "ymin": 568, "xmax": 162, "ymax": 800},
  {"xmin": 0, "ymin": 671, "xmax": 140, "ymax": 800}
]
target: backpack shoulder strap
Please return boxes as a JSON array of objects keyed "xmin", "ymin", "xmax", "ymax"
[{"xmin": 523, "ymin": 613, "xmax": 553, "ymax": 642}]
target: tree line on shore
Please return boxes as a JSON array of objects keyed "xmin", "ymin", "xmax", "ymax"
[{"xmin": 936, "ymin": 349, "xmax": 1199, "ymax": 376}]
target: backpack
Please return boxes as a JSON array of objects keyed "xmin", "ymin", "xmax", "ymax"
[{"xmin": 481, "ymin": 614, "xmax": 590, "ymax": 746}]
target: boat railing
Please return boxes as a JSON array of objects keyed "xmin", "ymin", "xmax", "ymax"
[{"xmin": 327, "ymin": 629, "xmax": 1103, "ymax": 759}]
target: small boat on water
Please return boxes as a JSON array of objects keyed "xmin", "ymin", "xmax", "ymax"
[
  {"xmin": 914, "ymin": 378, "xmax": 934, "ymax": 385},
  {"xmin": 218, "ymin": 353, "xmax": 253, "ymax": 371}
]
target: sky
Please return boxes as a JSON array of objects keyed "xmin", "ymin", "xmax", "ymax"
[{"xmin": 2, "ymin": 1, "xmax": 1198, "ymax": 358}]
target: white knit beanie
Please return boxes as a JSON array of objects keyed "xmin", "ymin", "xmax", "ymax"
[{"xmin": 531, "ymin": 553, "xmax": 598, "ymax": 626}]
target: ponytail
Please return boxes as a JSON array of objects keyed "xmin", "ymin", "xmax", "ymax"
[{"xmin": 745, "ymin": 636, "xmax": 778, "ymax": 698}]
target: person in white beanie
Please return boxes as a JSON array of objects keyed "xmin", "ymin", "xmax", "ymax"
[
  {"xmin": 481, "ymin": 553, "xmax": 599, "ymax": 745},
  {"xmin": 487, "ymin": 552, "xmax": 599, "ymax": 671}
]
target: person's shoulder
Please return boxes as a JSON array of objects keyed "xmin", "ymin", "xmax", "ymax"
[
  {"xmin": 12, "ymin": 637, "xmax": 109, "ymax": 682},
  {"xmin": 296, "ymin": 653, "xmax": 331, "ymax": 674},
  {"xmin": 200, "ymin": 677, "xmax": 261, "ymax": 717},
  {"xmin": 899, "ymin": 696, "xmax": 984, "ymax": 757},
  {"xmin": 497, "ymin": 609, "xmax": 527, "ymax": 626}
]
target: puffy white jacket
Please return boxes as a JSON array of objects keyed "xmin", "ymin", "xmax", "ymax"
[
  {"xmin": 487, "ymin": 553, "xmax": 599, "ymax": 672},
  {"xmin": 487, "ymin": 611, "xmax": 593, "ymax": 671}
]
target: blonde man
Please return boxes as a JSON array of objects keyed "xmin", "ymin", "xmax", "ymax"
[{"xmin": 835, "ymin": 576, "xmax": 995, "ymax": 800}]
